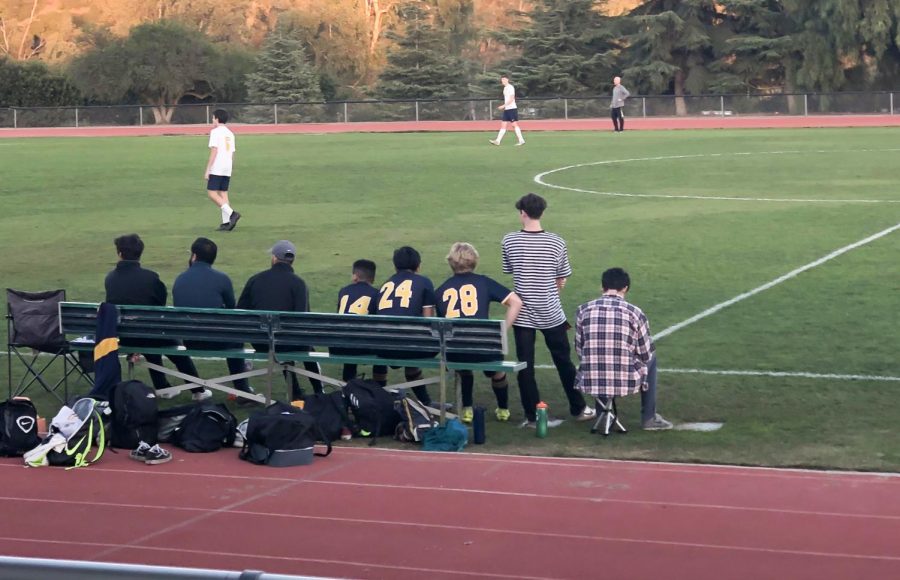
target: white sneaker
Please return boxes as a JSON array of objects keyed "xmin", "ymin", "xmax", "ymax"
[
  {"xmin": 515, "ymin": 140, "xmax": 525, "ymax": 146},
  {"xmin": 519, "ymin": 418, "xmax": 564, "ymax": 429},
  {"xmin": 575, "ymin": 406, "xmax": 597, "ymax": 422},
  {"xmin": 191, "ymin": 389, "xmax": 213, "ymax": 402},
  {"xmin": 489, "ymin": 139, "xmax": 500, "ymax": 146}
]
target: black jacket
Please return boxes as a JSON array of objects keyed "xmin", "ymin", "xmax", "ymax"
[
  {"xmin": 105, "ymin": 260, "xmax": 166, "ymax": 306},
  {"xmin": 237, "ymin": 262, "xmax": 309, "ymax": 312}
]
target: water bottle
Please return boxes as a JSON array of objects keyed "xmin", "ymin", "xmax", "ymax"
[
  {"xmin": 536, "ymin": 401, "xmax": 549, "ymax": 438},
  {"xmin": 473, "ymin": 406, "xmax": 486, "ymax": 444}
]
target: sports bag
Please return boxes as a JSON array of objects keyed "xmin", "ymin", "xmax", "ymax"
[
  {"xmin": 171, "ymin": 403, "xmax": 237, "ymax": 452},
  {"xmin": 0, "ymin": 397, "xmax": 41, "ymax": 457},
  {"xmin": 157, "ymin": 404, "xmax": 195, "ymax": 443},
  {"xmin": 394, "ymin": 396, "xmax": 438, "ymax": 443},
  {"xmin": 110, "ymin": 380, "xmax": 158, "ymax": 449},
  {"xmin": 240, "ymin": 403, "xmax": 331, "ymax": 466},
  {"xmin": 25, "ymin": 398, "xmax": 109, "ymax": 468},
  {"xmin": 302, "ymin": 391, "xmax": 351, "ymax": 443},
  {"xmin": 342, "ymin": 378, "xmax": 401, "ymax": 444}
]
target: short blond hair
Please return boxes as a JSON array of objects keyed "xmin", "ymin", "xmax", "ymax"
[{"xmin": 446, "ymin": 242, "xmax": 479, "ymax": 274}]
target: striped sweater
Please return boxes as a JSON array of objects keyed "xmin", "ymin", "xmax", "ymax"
[{"xmin": 501, "ymin": 230, "xmax": 572, "ymax": 329}]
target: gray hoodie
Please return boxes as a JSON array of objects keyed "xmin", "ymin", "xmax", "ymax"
[{"xmin": 611, "ymin": 85, "xmax": 630, "ymax": 108}]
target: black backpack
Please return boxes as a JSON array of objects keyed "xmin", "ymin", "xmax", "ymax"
[
  {"xmin": 302, "ymin": 391, "xmax": 351, "ymax": 443},
  {"xmin": 342, "ymin": 378, "xmax": 402, "ymax": 444},
  {"xmin": 240, "ymin": 403, "xmax": 332, "ymax": 466},
  {"xmin": 0, "ymin": 397, "xmax": 41, "ymax": 457},
  {"xmin": 110, "ymin": 380, "xmax": 158, "ymax": 449},
  {"xmin": 171, "ymin": 403, "xmax": 237, "ymax": 453}
]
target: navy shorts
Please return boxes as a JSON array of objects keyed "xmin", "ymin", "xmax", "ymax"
[
  {"xmin": 502, "ymin": 108, "xmax": 519, "ymax": 122},
  {"xmin": 207, "ymin": 175, "xmax": 230, "ymax": 192}
]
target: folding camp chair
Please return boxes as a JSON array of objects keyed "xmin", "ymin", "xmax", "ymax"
[
  {"xmin": 6, "ymin": 289, "xmax": 93, "ymax": 402},
  {"xmin": 590, "ymin": 396, "xmax": 627, "ymax": 437}
]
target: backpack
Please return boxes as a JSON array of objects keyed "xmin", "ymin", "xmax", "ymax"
[
  {"xmin": 110, "ymin": 380, "xmax": 158, "ymax": 449},
  {"xmin": 341, "ymin": 378, "xmax": 402, "ymax": 445},
  {"xmin": 302, "ymin": 391, "xmax": 351, "ymax": 443},
  {"xmin": 394, "ymin": 396, "xmax": 438, "ymax": 443},
  {"xmin": 240, "ymin": 403, "xmax": 332, "ymax": 466},
  {"xmin": 25, "ymin": 398, "xmax": 109, "ymax": 468},
  {"xmin": 171, "ymin": 403, "xmax": 237, "ymax": 452},
  {"xmin": 157, "ymin": 404, "xmax": 196, "ymax": 443},
  {"xmin": 0, "ymin": 397, "xmax": 41, "ymax": 457}
]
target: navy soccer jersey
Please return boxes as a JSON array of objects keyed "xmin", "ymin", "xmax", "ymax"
[
  {"xmin": 436, "ymin": 273, "xmax": 513, "ymax": 319},
  {"xmin": 337, "ymin": 281, "xmax": 379, "ymax": 315},
  {"xmin": 376, "ymin": 271, "xmax": 436, "ymax": 316}
]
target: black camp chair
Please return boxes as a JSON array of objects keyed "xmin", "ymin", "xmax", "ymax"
[{"xmin": 6, "ymin": 289, "xmax": 93, "ymax": 402}]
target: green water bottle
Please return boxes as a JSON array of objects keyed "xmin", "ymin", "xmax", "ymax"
[{"xmin": 536, "ymin": 401, "xmax": 549, "ymax": 438}]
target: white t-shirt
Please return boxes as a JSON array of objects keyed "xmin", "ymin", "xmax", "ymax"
[
  {"xmin": 208, "ymin": 125, "xmax": 236, "ymax": 177},
  {"xmin": 503, "ymin": 84, "xmax": 517, "ymax": 110}
]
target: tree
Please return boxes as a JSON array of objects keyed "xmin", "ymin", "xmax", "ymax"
[
  {"xmin": 0, "ymin": 57, "xmax": 80, "ymax": 106},
  {"xmin": 68, "ymin": 21, "xmax": 223, "ymax": 123},
  {"xmin": 621, "ymin": 0, "xmax": 727, "ymax": 115},
  {"xmin": 495, "ymin": 0, "xmax": 620, "ymax": 97},
  {"xmin": 245, "ymin": 26, "xmax": 323, "ymax": 103},
  {"xmin": 376, "ymin": 2, "xmax": 466, "ymax": 99}
]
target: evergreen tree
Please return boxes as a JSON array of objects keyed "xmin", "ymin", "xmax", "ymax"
[
  {"xmin": 245, "ymin": 27, "xmax": 323, "ymax": 104},
  {"xmin": 376, "ymin": 1, "xmax": 467, "ymax": 99},
  {"xmin": 0, "ymin": 57, "xmax": 80, "ymax": 106},
  {"xmin": 496, "ymin": 0, "xmax": 620, "ymax": 96},
  {"xmin": 621, "ymin": 0, "xmax": 727, "ymax": 114}
]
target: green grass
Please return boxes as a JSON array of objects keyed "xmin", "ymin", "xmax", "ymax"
[{"xmin": 1, "ymin": 128, "xmax": 897, "ymax": 471}]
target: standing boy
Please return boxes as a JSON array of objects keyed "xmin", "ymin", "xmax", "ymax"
[
  {"xmin": 436, "ymin": 242, "xmax": 523, "ymax": 423},
  {"xmin": 205, "ymin": 109, "xmax": 241, "ymax": 231},
  {"xmin": 336, "ymin": 259, "xmax": 388, "ymax": 384},
  {"xmin": 489, "ymin": 75, "xmax": 525, "ymax": 147}
]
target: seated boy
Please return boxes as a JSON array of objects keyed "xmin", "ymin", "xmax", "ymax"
[
  {"xmin": 334, "ymin": 259, "xmax": 388, "ymax": 383},
  {"xmin": 376, "ymin": 246, "xmax": 438, "ymax": 406},
  {"xmin": 436, "ymin": 242, "xmax": 523, "ymax": 423}
]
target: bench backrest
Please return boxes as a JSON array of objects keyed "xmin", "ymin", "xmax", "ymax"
[{"xmin": 59, "ymin": 302, "xmax": 509, "ymax": 357}]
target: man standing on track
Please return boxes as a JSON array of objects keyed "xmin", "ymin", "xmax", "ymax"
[
  {"xmin": 205, "ymin": 109, "xmax": 241, "ymax": 231},
  {"xmin": 489, "ymin": 75, "xmax": 525, "ymax": 147},
  {"xmin": 610, "ymin": 76, "xmax": 630, "ymax": 132}
]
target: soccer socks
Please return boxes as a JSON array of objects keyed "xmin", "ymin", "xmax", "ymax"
[
  {"xmin": 221, "ymin": 203, "xmax": 233, "ymax": 223},
  {"xmin": 492, "ymin": 373, "xmax": 509, "ymax": 409},
  {"xmin": 495, "ymin": 128, "xmax": 506, "ymax": 143},
  {"xmin": 514, "ymin": 127, "xmax": 524, "ymax": 143},
  {"xmin": 458, "ymin": 371, "xmax": 475, "ymax": 408}
]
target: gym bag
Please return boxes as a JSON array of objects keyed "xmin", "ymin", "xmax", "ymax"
[
  {"xmin": 110, "ymin": 380, "xmax": 158, "ymax": 449},
  {"xmin": 171, "ymin": 403, "xmax": 237, "ymax": 452},
  {"xmin": 0, "ymin": 397, "xmax": 41, "ymax": 457},
  {"xmin": 394, "ymin": 396, "xmax": 438, "ymax": 443},
  {"xmin": 240, "ymin": 402, "xmax": 331, "ymax": 466},
  {"xmin": 341, "ymin": 378, "xmax": 401, "ymax": 444},
  {"xmin": 302, "ymin": 391, "xmax": 351, "ymax": 443},
  {"xmin": 25, "ymin": 398, "xmax": 109, "ymax": 468}
]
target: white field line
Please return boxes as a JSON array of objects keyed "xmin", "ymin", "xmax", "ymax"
[
  {"xmin": 652, "ymin": 222, "xmax": 900, "ymax": 340},
  {"xmin": 532, "ymin": 365, "xmax": 900, "ymax": 381},
  {"xmin": 534, "ymin": 149, "xmax": 900, "ymax": 203}
]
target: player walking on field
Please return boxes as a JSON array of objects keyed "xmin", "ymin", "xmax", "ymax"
[
  {"xmin": 490, "ymin": 75, "xmax": 525, "ymax": 146},
  {"xmin": 205, "ymin": 109, "xmax": 241, "ymax": 231},
  {"xmin": 610, "ymin": 76, "xmax": 630, "ymax": 132}
]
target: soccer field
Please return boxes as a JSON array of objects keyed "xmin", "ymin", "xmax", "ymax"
[{"xmin": 1, "ymin": 127, "xmax": 898, "ymax": 470}]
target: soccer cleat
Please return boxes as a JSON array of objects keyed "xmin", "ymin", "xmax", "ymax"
[
  {"xmin": 495, "ymin": 408, "xmax": 511, "ymax": 422},
  {"xmin": 488, "ymin": 139, "xmax": 500, "ymax": 146},
  {"xmin": 515, "ymin": 140, "xmax": 525, "ymax": 146},
  {"xmin": 130, "ymin": 441, "xmax": 151, "ymax": 462},
  {"xmin": 461, "ymin": 407, "xmax": 474, "ymax": 424},
  {"xmin": 143, "ymin": 444, "xmax": 173, "ymax": 465},
  {"xmin": 226, "ymin": 211, "xmax": 241, "ymax": 231},
  {"xmin": 191, "ymin": 388, "xmax": 213, "ymax": 402},
  {"xmin": 216, "ymin": 223, "xmax": 230, "ymax": 231}
]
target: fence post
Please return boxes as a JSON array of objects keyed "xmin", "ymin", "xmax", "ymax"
[
  {"xmin": 274, "ymin": 104, "xmax": 278, "ymax": 125},
  {"xmin": 344, "ymin": 102, "xmax": 348, "ymax": 123},
  {"xmin": 13, "ymin": 108, "xmax": 17, "ymax": 129},
  {"xmin": 891, "ymin": 93, "xmax": 894, "ymax": 115},
  {"xmin": 489, "ymin": 100, "xmax": 493, "ymax": 120},
  {"xmin": 205, "ymin": 105, "xmax": 210, "ymax": 124},
  {"xmin": 564, "ymin": 98, "xmax": 568, "ymax": 120},
  {"xmin": 75, "ymin": 107, "xmax": 79, "ymax": 128},
  {"xmin": 720, "ymin": 95, "xmax": 724, "ymax": 117},
  {"xmin": 139, "ymin": 106, "xmax": 143, "ymax": 126},
  {"xmin": 803, "ymin": 94, "xmax": 808, "ymax": 116},
  {"xmin": 415, "ymin": 100, "xmax": 419, "ymax": 122},
  {"xmin": 642, "ymin": 97, "xmax": 646, "ymax": 118}
]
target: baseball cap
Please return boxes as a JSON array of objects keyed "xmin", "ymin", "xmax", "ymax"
[{"xmin": 270, "ymin": 240, "xmax": 296, "ymax": 260}]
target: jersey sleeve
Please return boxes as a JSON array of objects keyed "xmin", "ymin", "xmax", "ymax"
[
  {"xmin": 485, "ymin": 276, "xmax": 513, "ymax": 304},
  {"xmin": 501, "ymin": 237, "xmax": 513, "ymax": 274},
  {"xmin": 556, "ymin": 241, "xmax": 573, "ymax": 278},
  {"xmin": 421, "ymin": 277, "xmax": 437, "ymax": 308}
]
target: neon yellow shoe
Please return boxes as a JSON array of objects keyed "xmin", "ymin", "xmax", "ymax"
[
  {"xmin": 461, "ymin": 407, "xmax": 474, "ymax": 424},
  {"xmin": 495, "ymin": 408, "xmax": 511, "ymax": 422}
]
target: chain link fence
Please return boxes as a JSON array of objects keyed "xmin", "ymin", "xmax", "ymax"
[{"xmin": 1, "ymin": 93, "xmax": 897, "ymax": 129}]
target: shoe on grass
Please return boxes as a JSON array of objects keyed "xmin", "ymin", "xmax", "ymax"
[
  {"xmin": 489, "ymin": 139, "xmax": 500, "ymax": 146},
  {"xmin": 519, "ymin": 417, "xmax": 564, "ymax": 429},
  {"xmin": 192, "ymin": 388, "xmax": 213, "ymax": 402},
  {"xmin": 495, "ymin": 408, "xmax": 511, "ymax": 422},
  {"xmin": 226, "ymin": 211, "xmax": 241, "ymax": 231},
  {"xmin": 575, "ymin": 406, "xmax": 597, "ymax": 422},
  {"xmin": 461, "ymin": 407, "xmax": 474, "ymax": 424},
  {"xmin": 216, "ymin": 222, "xmax": 230, "ymax": 231},
  {"xmin": 515, "ymin": 140, "xmax": 525, "ymax": 146},
  {"xmin": 642, "ymin": 413, "xmax": 673, "ymax": 431}
]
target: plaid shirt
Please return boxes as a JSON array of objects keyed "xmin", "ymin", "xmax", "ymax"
[{"xmin": 574, "ymin": 294, "xmax": 655, "ymax": 397}]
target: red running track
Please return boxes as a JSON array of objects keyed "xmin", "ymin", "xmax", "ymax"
[
  {"xmin": 2, "ymin": 114, "xmax": 900, "ymax": 138},
  {"xmin": 1, "ymin": 448, "xmax": 899, "ymax": 579}
]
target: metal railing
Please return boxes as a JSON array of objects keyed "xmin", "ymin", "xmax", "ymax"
[
  {"xmin": 0, "ymin": 556, "xmax": 324, "ymax": 580},
  {"xmin": 0, "ymin": 92, "xmax": 897, "ymax": 129}
]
